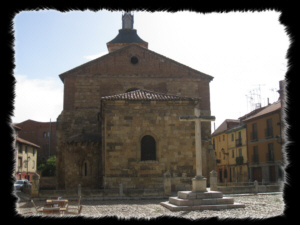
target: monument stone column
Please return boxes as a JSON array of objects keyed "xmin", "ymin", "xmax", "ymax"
[{"xmin": 179, "ymin": 106, "xmax": 215, "ymax": 192}]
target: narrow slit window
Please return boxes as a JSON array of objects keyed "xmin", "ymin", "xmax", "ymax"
[{"xmin": 84, "ymin": 162, "xmax": 87, "ymax": 176}]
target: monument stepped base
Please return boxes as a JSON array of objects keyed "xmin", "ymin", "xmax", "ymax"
[{"xmin": 160, "ymin": 191, "xmax": 245, "ymax": 211}]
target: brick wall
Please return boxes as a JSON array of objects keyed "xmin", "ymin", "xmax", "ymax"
[{"xmin": 15, "ymin": 120, "xmax": 57, "ymax": 163}]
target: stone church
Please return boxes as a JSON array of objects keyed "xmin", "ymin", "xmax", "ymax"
[{"xmin": 56, "ymin": 12, "xmax": 216, "ymax": 192}]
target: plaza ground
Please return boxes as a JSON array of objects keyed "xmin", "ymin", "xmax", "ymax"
[{"xmin": 14, "ymin": 191, "xmax": 285, "ymax": 219}]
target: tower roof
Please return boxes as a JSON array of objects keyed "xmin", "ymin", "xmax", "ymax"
[
  {"xmin": 107, "ymin": 29, "xmax": 147, "ymax": 44},
  {"xmin": 107, "ymin": 12, "xmax": 148, "ymax": 52}
]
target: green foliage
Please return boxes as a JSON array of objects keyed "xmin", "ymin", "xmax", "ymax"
[{"xmin": 38, "ymin": 156, "xmax": 56, "ymax": 176}]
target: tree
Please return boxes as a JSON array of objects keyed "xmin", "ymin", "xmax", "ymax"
[{"xmin": 38, "ymin": 156, "xmax": 56, "ymax": 176}]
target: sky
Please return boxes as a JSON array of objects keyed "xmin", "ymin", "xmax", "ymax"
[{"xmin": 12, "ymin": 9, "xmax": 289, "ymax": 131}]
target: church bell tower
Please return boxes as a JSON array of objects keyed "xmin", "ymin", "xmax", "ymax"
[
  {"xmin": 122, "ymin": 12, "xmax": 134, "ymax": 29},
  {"xmin": 106, "ymin": 12, "xmax": 148, "ymax": 53}
]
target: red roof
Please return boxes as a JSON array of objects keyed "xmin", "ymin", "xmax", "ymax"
[
  {"xmin": 16, "ymin": 137, "xmax": 40, "ymax": 148},
  {"xmin": 211, "ymin": 119, "xmax": 240, "ymax": 136},
  {"xmin": 13, "ymin": 124, "xmax": 22, "ymax": 131},
  {"xmin": 243, "ymin": 101, "xmax": 281, "ymax": 122}
]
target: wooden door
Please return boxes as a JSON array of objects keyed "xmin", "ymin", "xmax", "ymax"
[{"xmin": 252, "ymin": 167, "xmax": 262, "ymax": 182}]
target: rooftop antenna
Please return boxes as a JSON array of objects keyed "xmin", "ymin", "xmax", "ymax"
[
  {"xmin": 247, "ymin": 84, "xmax": 265, "ymax": 111},
  {"xmin": 269, "ymin": 88, "xmax": 278, "ymax": 103}
]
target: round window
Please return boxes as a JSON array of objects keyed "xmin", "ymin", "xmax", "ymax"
[{"xmin": 130, "ymin": 56, "xmax": 138, "ymax": 65}]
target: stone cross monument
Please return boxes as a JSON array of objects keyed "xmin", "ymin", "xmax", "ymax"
[
  {"xmin": 179, "ymin": 106, "xmax": 215, "ymax": 192},
  {"xmin": 160, "ymin": 105, "xmax": 245, "ymax": 211}
]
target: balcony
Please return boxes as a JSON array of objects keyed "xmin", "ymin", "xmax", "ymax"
[
  {"xmin": 235, "ymin": 138, "xmax": 242, "ymax": 147},
  {"xmin": 250, "ymin": 132, "xmax": 258, "ymax": 142},
  {"xmin": 265, "ymin": 128, "xmax": 273, "ymax": 139},
  {"xmin": 266, "ymin": 152, "xmax": 274, "ymax": 162},
  {"xmin": 235, "ymin": 156, "xmax": 244, "ymax": 165},
  {"xmin": 252, "ymin": 155, "xmax": 259, "ymax": 163}
]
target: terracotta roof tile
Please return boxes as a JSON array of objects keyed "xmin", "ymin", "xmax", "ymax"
[
  {"xmin": 243, "ymin": 101, "xmax": 281, "ymax": 122},
  {"xmin": 101, "ymin": 89, "xmax": 200, "ymax": 101},
  {"xmin": 211, "ymin": 119, "xmax": 240, "ymax": 136},
  {"xmin": 16, "ymin": 137, "xmax": 40, "ymax": 148}
]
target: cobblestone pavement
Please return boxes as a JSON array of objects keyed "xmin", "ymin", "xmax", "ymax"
[{"xmin": 15, "ymin": 193, "xmax": 285, "ymax": 220}]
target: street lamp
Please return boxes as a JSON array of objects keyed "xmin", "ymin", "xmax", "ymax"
[
  {"xmin": 25, "ymin": 157, "xmax": 31, "ymax": 180},
  {"xmin": 221, "ymin": 148, "xmax": 229, "ymax": 155}
]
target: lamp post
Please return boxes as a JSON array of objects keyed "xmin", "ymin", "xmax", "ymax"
[{"xmin": 26, "ymin": 157, "xmax": 31, "ymax": 181}]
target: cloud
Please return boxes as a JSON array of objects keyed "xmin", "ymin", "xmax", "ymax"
[{"xmin": 12, "ymin": 75, "xmax": 63, "ymax": 123}]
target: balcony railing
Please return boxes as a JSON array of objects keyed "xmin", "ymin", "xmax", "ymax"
[
  {"xmin": 250, "ymin": 132, "xmax": 258, "ymax": 141},
  {"xmin": 252, "ymin": 155, "xmax": 259, "ymax": 163},
  {"xmin": 266, "ymin": 152, "xmax": 274, "ymax": 162},
  {"xmin": 235, "ymin": 156, "xmax": 244, "ymax": 165},
  {"xmin": 235, "ymin": 138, "xmax": 242, "ymax": 147},
  {"xmin": 265, "ymin": 128, "xmax": 273, "ymax": 138}
]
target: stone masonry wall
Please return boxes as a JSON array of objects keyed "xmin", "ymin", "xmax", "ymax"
[
  {"xmin": 61, "ymin": 45, "xmax": 212, "ymax": 112},
  {"xmin": 59, "ymin": 142, "xmax": 101, "ymax": 190},
  {"xmin": 57, "ymin": 44, "xmax": 214, "ymax": 190},
  {"xmin": 102, "ymin": 100, "xmax": 210, "ymax": 190}
]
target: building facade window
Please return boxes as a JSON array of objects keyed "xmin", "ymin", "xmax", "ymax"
[
  {"xmin": 18, "ymin": 144, "xmax": 22, "ymax": 154},
  {"xmin": 141, "ymin": 135, "xmax": 156, "ymax": 161},
  {"xmin": 236, "ymin": 131, "xmax": 242, "ymax": 147},
  {"xmin": 267, "ymin": 143, "xmax": 274, "ymax": 161},
  {"xmin": 18, "ymin": 157, "xmax": 22, "ymax": 168},
  {"xmin": 266, "ymin": 118, "xmax": 273, "ymax": 138},
  {"xmin": 252, "ymin": 123, "xmax": 258, "ymax": 141}
]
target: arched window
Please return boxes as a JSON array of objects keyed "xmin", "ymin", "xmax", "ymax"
[{"xmin": 141, "ymin": 135, "xmax": 156, "ymax": 161}]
